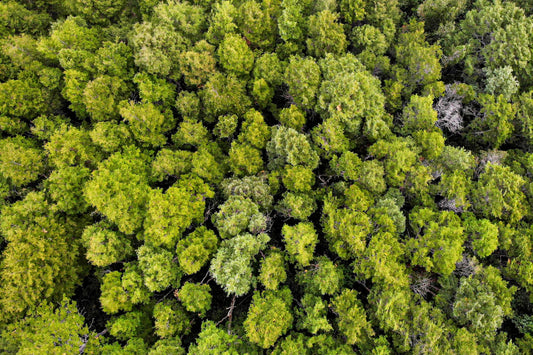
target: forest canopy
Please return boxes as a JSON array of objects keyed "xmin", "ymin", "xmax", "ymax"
[{"xmin": 1, "ymin": 0, "xmax": 533, "ymax": 353}]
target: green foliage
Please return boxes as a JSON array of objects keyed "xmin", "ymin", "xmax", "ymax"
[
  {"xmin": 201, "ymin": 73, "xmax": 251, "ymax": 121},
  {"xmin": 297, "ymin": 294, "xmax": 333, "ymax": 334},
  {"xmin": 284, "ymin": 56, "xmax": 321, "ymax": 109},
  {"xmin": 306, "ymin": 11, "xmax": 347, "ymax": 57},
  {"xmin": 188, "ymin": 320, "xmax": 245, "ymax": 354},
  {"xmin": 238, "ymin": 109, "xmax": 271, "ymax": 149},
  {"xmin": 244, "ymin": 288, "xmax": 293, "ymax": 348},
  {"xmin": 322, "ymin": 193, "xmax": 371, "ymax": 259},
  {"xmin": 277, "ymin": 192, "xmax": 317, "ymax": 220},
  {"xmin": 299, "ymin": 256, "xmax": 343, "ymax": 296},
  {"xmin": 46, "ymin": 124, "xmax": 101, "ymax": 168},
  {"xmin": 100, "ymin": 263, "xmax": 150, "ymax": 314},
  {"xmin": 178, "ymin": 40, "xmax": 217, "ymax": 87},
  {"xmin": 463, "ymin": 215, "xmax": 499, "ymax": 258},
  {"xmin": 153, "ymin": 300, "xmax": 190, "ymax": 338},
  {"xmin": 144, "ymin": 176, "xmax": 213, "ymax": 248},
  {"xmin": 259, "ymin": 251, "xmax": 287, "ymax": 290},
  {"xmin": 228, "ymin": 142, "xmax": 263, "ymax": 176},
  {"xmin": 84, "ymin": 147, "xmax": 152, "ymax": 234},
  {"xmin": 210, "ymin": 233, "xmax": 270, "ymax": 296},
  {"xmin": 81, "ymin": 221, "xmax": 133, "ymax": 267},
  {"xmin": 176, "ymin": 226, "xmax": 218, "ymax": 275},
  {"xmin": 267, "ymin": 126, "xmax": 319, "ymax": 170},
  {"xmin": 467, "ymin": 94, "xmax": 516, "ymax": 149},
  {"xmin": 212, "ymin": 196, "xmax": 267, "ymax": 239},
  {"xmin": 221, "ymin": 175, "xmax": 273, "ymax": 210},
  {"xmin": 407, "ymin": 208, "xmax": 465, "ymax": 275},
  {"xmin": 316, "ymin": 54, "xmax": 388, "ymax": 139},
  {"xmin": 120, "ymin": 100, "xmax": 174, "ymax": 147},
  {"xmin": 333, "ymin": 289, "xmax": 374, "ymax": 345},
  {"xmin": 137, "ymin": 244, "xmax": 181, "ymax": 292},
  {"xmin": 282, "ymin": 222, "xmax": 318, "ymax": 267},
  {"xmin": 0, "ymin": 136, "xmax": 45, "ymax": 187},
  {"xmin": 108, "ymin": 309, "xmax": 151, "ymax": 341},
  {"xmin": 218, "ymin": 34, "xmax": 254, "ymax": 76},
  {"xmin": 452, "ymin": 267, "xmax": 516, "ymax": 338},
  {"xmin": 3, "ymin": 0, "xmax": 533, "ymax": 351},
  {"xmin": 45, "ymin": 165, "xmax": 90, "ymax": 214},
  {"xmin": 0, "ymin": 297, "xmax": 100, "ymax": 354},
  {"xmin": 177, "ymin": 282, "xmax": 212, "ymax": 317},
  {"xmin": 0, "ymin": 192, "xmax": 83, "ymax": 323},
  {"xmin": 392, "ymin": 20, "xmax": 443, "ymax": 98},
  {"xmin": 279, "ymin": 105, "xmax": 306, "ymax": 130},
  {"xmin": 472, "ymin": 163, "xmax": 527, "ymax": 223}
]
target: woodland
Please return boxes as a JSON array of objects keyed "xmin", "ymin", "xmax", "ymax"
[{"xmin": 1, "ymin": 0, "xmax": 533, "ymax": 353}]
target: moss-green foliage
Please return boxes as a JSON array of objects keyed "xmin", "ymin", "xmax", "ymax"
[
  {"xmin": 176, "ymin": 282, "xmax": 212, "ymax": 317},
  {"xmin": 244, "ymin": 288, "xmax": 293, "ymax": 348},
  {"xmin": 3, "ymin": 0, "xmax": 533, "ymax": 352}
]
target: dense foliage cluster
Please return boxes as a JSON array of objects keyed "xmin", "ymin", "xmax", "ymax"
[{"xmin": 2, "ymin": 0, "xmax": 533, "ymax": 353}]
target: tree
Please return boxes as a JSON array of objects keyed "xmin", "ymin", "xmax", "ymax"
[
  {"xmin": 296, "ymin": 294, "xmax": 333, "ymax": 334},
  {"xmin": 144, "ymin": 175, "xmax": 213, "ymax": 249},
  {"xmin": 81, "ymin": 221, "xmax": 133, "ymax": 267},
  {"xmin": 45, "ymin": 124, "xmax": 101, "ymax": 168},
  {"xmin": 0, "ymin": 136, "xmax": 45, "ymax": 187},
  {"xmin": 283, "ymin": 56, "xmax": 321, "ymax": 109},
  {"xmin": 45, "ymin": 165, "xmax": 91, "ymax": 214},
  {"xmin": 282, "ymin": 222, "xmax": 318, "ymax": 267},
  {"xmin": 153, "ymin": 300, "xmax": 191, "ymax": 338},
  {"xmin": 407, "ymin": 208, "xmax": 465, "ymax": 275},
  {"xmin": 188, "ymin": 321, "xmax": 246, "ymax": 354},
  {"xmin": 176, "ymin": 282, "xmax": 212, "ymax": 317},
  {"xmin": 83, "ymin": 75, "xmax": 129, "ymax": 122},
  {"xmin": 472, "ymin": 163, "xmax": 527, "ymax": 223},
  {"xmin": 212, "ymin": 196, "xmax": 267, "ymax": 239},
  {"xmin": 228, "ymin": 141, "xmax": 264, "ymax": 176},
  {"xmin": 368, "ymin": 137, "xmax": 418, "ymax": 187},
  {"xmin": 467, "ymin": 94, "xmax": 515, "ymax": 149},
  {"xmin": 276, "ymin": 192, "xmax": 317, "ymax": 221},
  {"xmin": 206, "ymin": 1, "xmax": 238, "ymax": 45},
  {"xmin": 175, "ymin": 226, "xmax": 218, "ymax": 275},
  {"xmin": 210, "ymin": 233, "xmax": 270, "ymax": 296},
  {"xmin": 332, "ymin": 289, "xmax": 374, "ymax": 345},
  {"xmin": 463, "ymin": 214, "xmax": 499, "ymax": 258},
  {"xmin": 89, "ymin": 121, "xmax": 132, "ymax": 153},
  {"xmin": 151, "ymin": 149, "xmax": 192, "ymax": 182},
  {"xmin": 237, "ymin": 0, "xmax": 277, "ymax": 50},
  {"xmin": 100, "ymin": 263, "xmax": 150, "ymax": 314},
  {"xmin": 221, "ymin": 175, "xmax": 273, "ymax": 210},
  {"xmin": 0, "ymin": 297, "xmax": 101, "ymax": 354},
  {"xmin": 299, "ymin": 256, "xmax": 343, "ymax": 296},
  {"xmin": 306, "ymin": 11, "xmax": 347, "ymax": 57},
  {"xmin": 279, "ymin": 105, "xmax": 306, "ymax": 131},
  {"xmin": 178, "ymin": 40, "xmax": 217, "ymax": 87},
  {"xmin": 84, "ymin": 146, "xmax": 152, "ymax": 234},
  {"xmin": 137, "ymin": 245, "xmax": 181, "ymax": 292},
  {"xmin": 218, "ymin": 34, "xmax": 254, "ymax": 76},
  {"xmin": 267, "ymin": 126, "xmax": 319, "ymax": 170},
  {"xmin": 392, "ymin": 20, "xmax": 444, "ymax": 98},
  {"xmin": 200, "ymin": 73, "xmax": 251, "ymax": 121},
  {"xmin": 0, "ymin": 192, "xmax": 84, "ymax": 323},
  {"xmin": 244, "ymin": 288, "xmax": 293, "ymax": 348},
  {"xmin": 322, "ymin": 192, "xmax": 371, "ymax": 259},
  {"xmin": 259, "ymin": 251, "xmax": 287, "ymax": 290},
  {"xmin": 238, "ymin": 109, "xmax": 271, "ymax": 149},
  {"xmin": 451, "ymin": 267, "xmax": 516, "ymax": 339},
  {"xmin": 108, "ymin": 309, "xmax": 152, "ymax": 342},
  {"xmin": 120, "ymin": 100, "xmax": 174, "ymax": 147}
]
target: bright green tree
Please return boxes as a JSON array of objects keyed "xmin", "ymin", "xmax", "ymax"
[{"xmin": 244, "ymin": 288, "xmax": 293, "ymax": 348}]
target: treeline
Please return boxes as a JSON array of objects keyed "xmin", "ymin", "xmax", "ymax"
[{"xmin": 1, "ymin": 0, "xmax": 533, "ymax": 353}]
